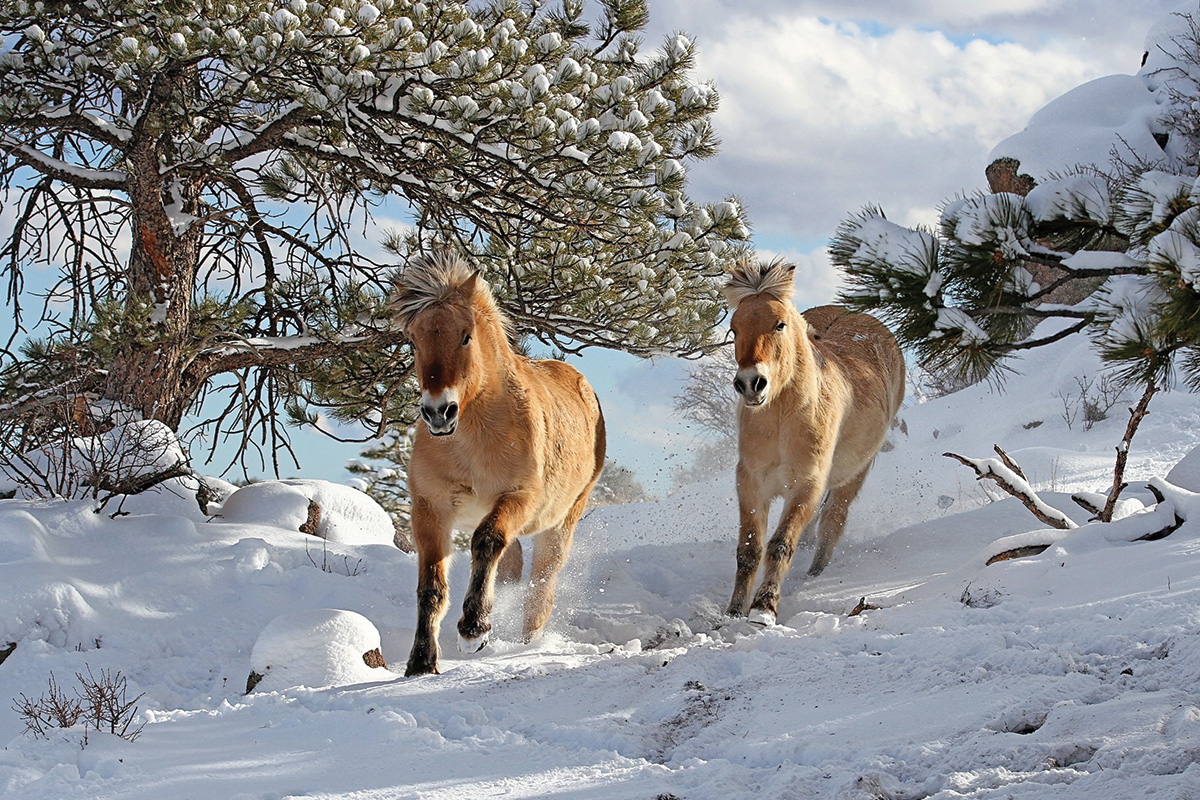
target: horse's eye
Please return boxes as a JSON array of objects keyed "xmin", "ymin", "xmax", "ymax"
[
  {"xmin": 775, "ymin": 321, "xmax": 786, "ymax": 332},
  {"xmin": 462, "ymin": 333, "xmax": 472, "ymax": 347}
]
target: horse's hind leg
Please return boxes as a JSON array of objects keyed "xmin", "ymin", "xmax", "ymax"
[
  {"xmin": 522, "ymin": 525, "xmax": 573, "ymax": 641},
  {"xmin": 808, "ymin": 466, "xmax": 870, "ymax": 576},
  {"xmin": 497, "ymin": 538, "xmax": 523, "ymax": 585},
  {"xmin": 523, "ymin": 489, "xmax": 590, "ymax": 641}
]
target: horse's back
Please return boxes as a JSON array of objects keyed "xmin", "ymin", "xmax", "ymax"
[
  {"xmin": 527, "ymin": 358, "xmax": 602, "ymax": 423},
  {"xmin": 803, "ymin": 304, "xmax": 904, "ymax": 414},
  {"xmin": 524, "ymin": 356, "xmax": 606, "ymax": 485}
]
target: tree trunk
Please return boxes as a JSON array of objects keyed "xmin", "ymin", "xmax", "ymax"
[{"xmin": 104, "ymin": 142, "xmax": 203, "ymax": 430}]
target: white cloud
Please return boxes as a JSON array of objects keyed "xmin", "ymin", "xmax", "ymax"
[
  {"xmin": 646, "ymin": 1, "xmax": 1181, "ymax": 250},
  {"xmin": 682, "ymin": 16, "xmax": 1114, "ymax": 240}
]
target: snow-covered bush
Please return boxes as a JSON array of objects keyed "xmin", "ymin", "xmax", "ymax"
[{"xmin": 0, "ymin": 418, "xmax": 196, "ymax": 509}]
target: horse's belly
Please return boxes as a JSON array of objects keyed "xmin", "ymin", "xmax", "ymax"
[{"xmin": 447, "ymin": 488, "xmax": 573, "ymax": 537}]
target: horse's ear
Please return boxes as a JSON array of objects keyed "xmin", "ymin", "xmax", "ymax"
[{"xmin": 457, "ymin": 270, "xmax": 481, "ymax": 298}]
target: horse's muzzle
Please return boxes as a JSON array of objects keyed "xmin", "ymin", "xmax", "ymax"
[
  {"xmin": 733, "ymin": 367, "xmax": 769, "ymax": 407},
  {"xmin": 420, "ymin": 395, "xmax": 460, "ymax": 436}
]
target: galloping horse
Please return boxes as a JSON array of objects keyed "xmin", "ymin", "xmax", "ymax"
[
  {"xmin": 392, "ymin": 251, "xmax": 606, "ymax": 676},
  {"xmin": 723, "ymin": 258, "xmax": 904, "ymax": 625}
]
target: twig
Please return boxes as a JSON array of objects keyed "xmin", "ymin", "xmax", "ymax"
[
  {"xmin": 992, "ymin": 445, "xmax": 1027, "ymax": 482},
  {"xmin": 1071, "ymin": 493, "xmax": 1105, "ymax": 519},
  {"xmin": 1135, "ymin": 482, "xmax": 1185, "ymax": 542},
  {"xmin": 1100, "ymin": 380, "xmax": 1157, "ymax": 523},
  {"xmin": 847, "ymin": 597, "xmax": 881, "ymax": 616}
]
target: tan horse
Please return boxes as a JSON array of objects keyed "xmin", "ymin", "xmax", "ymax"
[
  {"xmin": 392, "ymin": 251, "xmax": 606, "ymax": 676},
  {"xmin": 724, "ymin": 258, "xmax": 904, "ymax": 625}
]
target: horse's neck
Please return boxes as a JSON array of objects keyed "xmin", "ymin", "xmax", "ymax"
[
  {"xmin": 785, "ymin": 327, "xmax": 828, "ymax": 404},
  {"xmin": 468, "ymin": 316, "xmax": 520, "ymax": 404}
]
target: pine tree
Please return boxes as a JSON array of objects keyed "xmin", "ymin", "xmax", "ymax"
[
  {"xmin": 829, "ymin": 9, "xmax": 1200, "ymax": 524},
  {"xmin": 831, "ymin": 168, "xmax": 1200, "ymax": 392},
  {"xmin": 0, "ymin": 0, "xmax": 750, "ymax": 476}
]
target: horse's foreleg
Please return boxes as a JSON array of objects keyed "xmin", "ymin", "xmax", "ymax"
[
  {"xmin": 405, "ymin": 500, "xmax": 452, "ymax": 677},
  {"xmin": 728, "ymin": 468, "xmax": 770, "ymax": 617},
  {"xmin": 808, "ymin": 466, "xmax": 870, "ymax": 576},
  {"xmin": 749, "ymin": 485, "xmax": 822, "ymax": 624},
  {"xmin": 458, "ymin": 492, "xmax": 535, "ymax": 652}
]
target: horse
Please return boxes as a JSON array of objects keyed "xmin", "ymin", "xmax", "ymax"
[
  {"xmin": 723, "ymin": 258, "xmax": 904, "ymax": 625},
  {"xmin": 391, "ymin": 250, "xmax": 606, "ymax": 676}
]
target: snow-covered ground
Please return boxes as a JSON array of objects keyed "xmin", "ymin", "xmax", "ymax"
[{"xmin": 2, "ymin": 324, "xmax": 1200, "ymax": 799}]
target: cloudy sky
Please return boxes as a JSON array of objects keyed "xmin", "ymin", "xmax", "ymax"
[{"xmin": 563, "ymin": 0, "xmax": 1187, "ymax": 492}]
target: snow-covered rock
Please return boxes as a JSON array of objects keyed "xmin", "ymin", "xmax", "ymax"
[
  {"xmin": 248, "ymin": 608, "xmax": 392, "ymax": 692},
  {"xmin": 989, "ymin": 74, "xmax": 1163, "ymax": 178},
  {"xmin": 218, "ymin": 479, "xmax": 395, "ymax": 545}
]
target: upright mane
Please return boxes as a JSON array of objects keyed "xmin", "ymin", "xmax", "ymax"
[
  {"xmin": 723, "ymin": 257, "xmax": 797, "ymax": 307},
  {"xmin": 391, "ymin": 250, "xmax": 511, "ymax": 339}
]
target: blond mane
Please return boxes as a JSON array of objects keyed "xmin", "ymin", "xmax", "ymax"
[
  {"xmin": 391, "ymin": 250, "xmax": 510, "ymax": 339},
  {"xmin": 723, "ymin": 257, "xmax": 797, "ymax": 307}
]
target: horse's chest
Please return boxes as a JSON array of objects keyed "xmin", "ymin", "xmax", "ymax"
[{"xmin": 448, "ymin": 488, "xmax": 495, "ymax": 530}]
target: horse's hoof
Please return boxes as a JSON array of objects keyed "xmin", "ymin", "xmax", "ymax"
[
  {"xmin": 404, "ymin": 660, "xmax": 440, "ymax": 677},
  {"xmin": 458, "ymin": 630, "xmax": 490, "ymax": 654},
  {"xmin": 748, "ymin": 608, "xmax": 776, "ymax": 627}
]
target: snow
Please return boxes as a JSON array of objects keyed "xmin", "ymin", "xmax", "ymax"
[
  {"xmin": 842, "ymin": 212, "xmax": 938, "ymax": 279},
  {"xmin": 942, "ymin": 193, "xmax": 1032, "ymax": 256},
  {"xmin": 3, "ymin": 325, "xmax": 1200, "ymax": 798},
  {"xmin": 1024, "ymin": 174, "xmax": 1110, "ymax": 224},
  {"xmin": 1059, "ymin": 250, "xmax": 1141, "ymax": 272},
  {"xmin": 1148, "ymin": 209, "xmax": 1200, "ymax": 290}
]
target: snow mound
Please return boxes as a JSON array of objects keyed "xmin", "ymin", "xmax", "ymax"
[
  {"xmin": 219, "ymin": 479, "xmax": 395, "ymax": 545},
  {"xmin": 1167, "ymin": 444, "xmax": 1200, "ymax": 491},
  {"xmin": 248, "ymin": 608, "xmax": 393, "ymax": 691},
  {"xmin": 989, "ymin": 74, "xmax": 1162, "ymax": 177}
]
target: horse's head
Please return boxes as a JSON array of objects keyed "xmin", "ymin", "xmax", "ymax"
[
  {"xmin": 393, "ymin": 252, "xmax": 488, "ymax": 437},
  {"xmin": 724, "ymin": 258, "xmax": 801, "ymax": 408}
]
